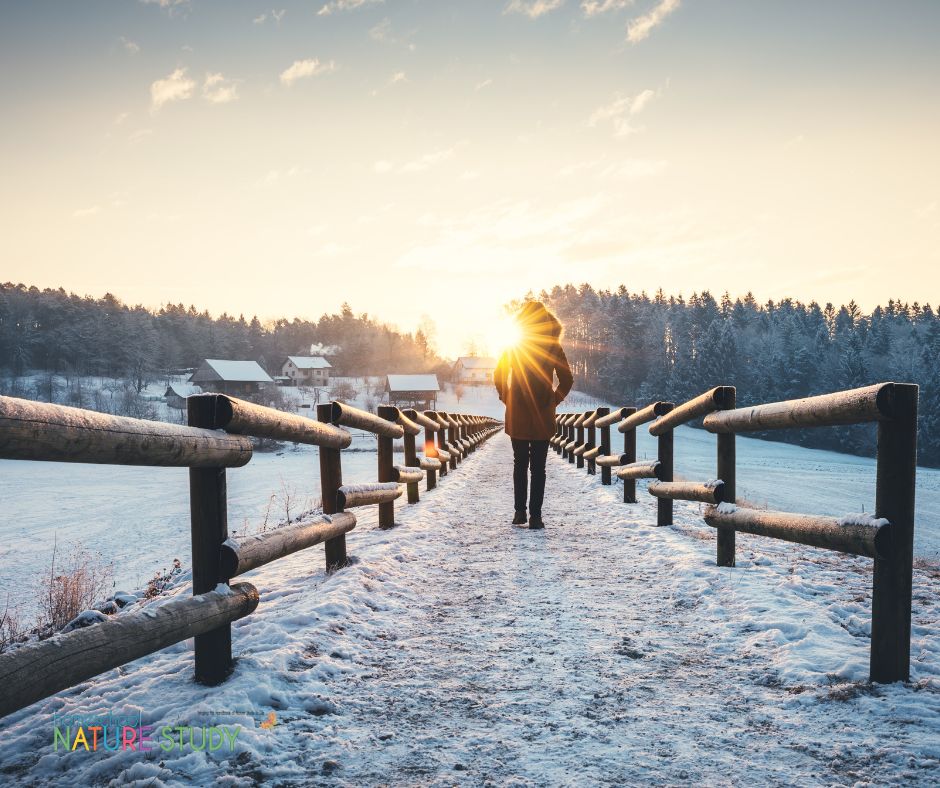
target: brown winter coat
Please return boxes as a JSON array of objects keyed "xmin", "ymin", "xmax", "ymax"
[{"xmin": 494, "ymin": 303, "xmax": 573, "ymax": 440}]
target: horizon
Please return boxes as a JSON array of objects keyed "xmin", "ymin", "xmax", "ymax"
[{"xmin": 2, "ymin": 1, "xmax": 938, "ymax": 357}]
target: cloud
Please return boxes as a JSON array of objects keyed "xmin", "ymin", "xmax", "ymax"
[
  {"xmin": 150, "ymin": 67, "xmax": 195, "ymax": 110},
  {"xmin": 73, "ymin": 205, "xmax": 100, "ymax": 218},
  {"xmin": 369, "ymin": 18, "xmax": 393, "ymax": 40},
  {"xmin": 504, "ymin": 0, "xmax": 565, "ymax": 19},
  {"xmin": 128, "ymin": 128, "xmax": 153, "ymax": 144},
  {"xmin": 389, "ymin": 71, "xmax": 407, "ymax": 85},
  {"xmin": 374, "ymin": 144, "xmax": 464, "ymax": 175},
  {"xmin": 139, "ymin": 0, "xmax": 189, "ymax": 13},
  {"xmin": 597, "ymin": 158, "xmax": 667, "ymax": 178},
  {"xmin": 475, "ymin": 78, "xmax": 493, "ymax": 91},
  {"xmin": 581, "ymin": 0, "xmax": 633, "ymax": 16},
  {"xmin": 588, "ymin": 89, "xmax": 657, "ymax": 137},
  {"xmin": 203, "ymin": 72, "xmax": 239, "ymax": 104},
  {"xmin": 280, "ymin": 58, "xmax": 337, "ymax": 86},
  {"xmin": 368, "ymin": 16, "xmax": 416, "ymax": 49},
  {"xmin": 626, "ymin": 0, "xmax": 680, "ymax": 43},
  {"xmin": 629, "ymin": 88, "xmax": 655, "ymax": 114},
  {"xmin": 318, "ymin": 0, "xmax": 383, "ymax": 16},
  {"xmin": 119, "ymin": 37, "xmax": 140, "ymax": 54},
  {"xmin": 254, "ymin": 9, "xmax": 285, "ymax": 24},
  {"xmin": 400, "ymin": 146, "xmax": 459, "ymax": 173}
]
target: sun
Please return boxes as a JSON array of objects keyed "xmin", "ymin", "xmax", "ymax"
[{"xmin": 489, "ymin": 313, "xmax": 523, "ymax": 354}]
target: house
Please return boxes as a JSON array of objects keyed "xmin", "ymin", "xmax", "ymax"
[
  {"xmin": 189, "ymin": 359, "xmax": 273, "ymax": 397},
  {"xmin": 454, "ymin": 356, "xmax": 497, "ymax": 384},
  {"xmin": 163, "ymin": 382, "xmax": 202, "ymax": 410},
  {"xmin": 281, "ymin": 356, "xmax": 331, "ymax": 386},
  {"xmin": 385, "ymin": 374, "xmax": 440, "ymax": 410}
]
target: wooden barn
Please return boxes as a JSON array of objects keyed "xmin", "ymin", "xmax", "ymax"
[
  {"xmin": 385, "ymin": 374, "xmax": 440, "ymax": 410},
  {"xmin": 163, "ymin": 382, "xmax": 202, "ymax": 410},
  {"xmin": 189, "ymin": 359, "xmax": 273, "ymax": 397}
]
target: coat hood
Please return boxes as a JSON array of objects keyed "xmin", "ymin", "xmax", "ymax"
[{"xmin": 516, "ymin": 301, "xmax": 563, "ymax": 340}]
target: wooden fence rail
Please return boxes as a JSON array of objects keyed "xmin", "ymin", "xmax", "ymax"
[
  {"xmin": 553, "ymin": 381, "xmax": 918, "ymax": 684},
  {"xmin": 0, "ymin": 393, "xmax": 501, "ymax": 717}
]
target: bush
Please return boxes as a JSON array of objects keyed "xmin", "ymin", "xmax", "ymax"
[{"xmin": 39, "ymin": 539, "xmax": 114, "ymax": 634}]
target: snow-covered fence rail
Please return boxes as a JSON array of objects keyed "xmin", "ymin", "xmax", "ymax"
[
  {"xmin": 0, "ymin": 584, "xmax": 260, "ymax": 719},
  {"xmin": 321, "ymin": 402, "xmax": 500, "ymax": 528},
  {"xmin": 0, "ymin": 393, "xmax": 500, "ymax": 718},
  {"xmin": 0, "ymin": 395, "xmax": 253, "ymax": 467},
  {"xmin": 700, "ymin": 382, "xmax": 918, "ymax": 684},
  {"xmin": 552, "ymin": 381, "xmax": 919, "ymax": 684}
]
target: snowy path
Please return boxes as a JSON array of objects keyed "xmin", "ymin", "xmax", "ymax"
[{"xmin": 2, "ymin": 432, "xmax": 940, "ymax": 786}]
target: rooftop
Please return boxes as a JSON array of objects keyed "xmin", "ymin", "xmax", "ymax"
[
  {"xmin": 194, "ymin": 359, "xmax": 274, "ymax": 383},
  {"xmin": 286, "ymin": 356, "xmax": 332, "ymax": 369},
  {"xmin": 386, "ymin": 374, "xmax": 440, "ymax": 393}
]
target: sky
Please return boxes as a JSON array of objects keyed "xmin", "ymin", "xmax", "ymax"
[{"xmin": 1, "ymin": 0, "xmax": 939, "ymax": 358}]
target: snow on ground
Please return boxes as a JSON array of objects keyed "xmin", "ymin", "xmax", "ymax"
[
  {"xmin": 1, "ymin": 431, "xmax": 939, "ymax": 786},
  {"xmin": 0, "ymin": 380, "xmax": 477, "ymax": 619},
  {"xmin": 555, "ymin": 393, "xmax": 940, "ymax": 562}
]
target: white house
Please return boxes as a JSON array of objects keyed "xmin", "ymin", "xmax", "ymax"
[
  {"xmin": 454, "ymin": 356, "xmax": 497, "ymax": 384},
  {"xmin": 281, "ymin": 356, "xmax": 332, "ymax": 386}
]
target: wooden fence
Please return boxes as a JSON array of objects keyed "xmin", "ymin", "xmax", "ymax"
[
  {"xmin": 551, "ymin": 382, "xmax": 918, "ymax": 684},
  {"xmin": 0, "ymin": 394, "xmax": 501, "ymax": 718}
]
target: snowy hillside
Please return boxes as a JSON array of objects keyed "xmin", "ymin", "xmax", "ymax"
[{"xmin": 1, "ymin": 423, "xmax": 938, "ymax": 786}]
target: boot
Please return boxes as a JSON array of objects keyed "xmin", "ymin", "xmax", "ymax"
[
  {"xmin": 529, "ymin": 515, "xmax": 545, "ymax": 530},
  {"xmin": 512, "ymin": 510, "xmax": 527, "ymax": 525}
]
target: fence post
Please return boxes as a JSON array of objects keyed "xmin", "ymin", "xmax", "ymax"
[
  {"xmin": 871, "ymin": 383, "xmax": 919, "ymax": 683},
  {"xmin": 377, "ymin": 405, "xmax": 397, "ymax": 528},
  {"xmin": 317, "ymin": 403, "xmax": 348, "ymax": 570},
  {"xmin": 446, "ymin": 416, "xmax": 459, "ymax": 468},
  {"xmin": 586, "ymin": 414, "xmax": 597, "ymax": 475},
  {"xmin": 598, "ymin": 408, "xmax": 611, "ymax": 485},
  {"xmin": 187, "ymin": 395, "xmax": 232, "ymax": 685},
  {"xmin": 576, "ymin": 415, "xmax": 586, "ymax": 470},
  {"xmin": 657, "ymin": 404, "xmax": 675, "ymax": 526},
  {"xmin": 432, "ymin": 413, "xmax": 449, "ymax": 477},
  {"xmin": 402, "ymin": 408, "xmax": 422, "ymax": 502},
  {"xmin": 568, "ymin": 418, "xmax": 576, "ymax": 464},
  {"xmin": 424, "ymin": 422, "xmax": 438, "ymax": 488},
  {"xmin": 622, "ymin": 407, "xmax": 638, "ymax": 502},
  {"xmin": 716, "ymin": 388, "xmax": 737, "ymax": 566},
  {"xmin": 595, "ymin": 407, "xmax": 610, "ymax": 482}
]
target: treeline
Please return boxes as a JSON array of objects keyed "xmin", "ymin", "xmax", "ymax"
[
  {"xmin": 538, "ymin": 284, "xmax": 940, "ymax": 467},
  {"xmin": 0, "ymin": 283, "xmax": 445, "ymax": 387}
]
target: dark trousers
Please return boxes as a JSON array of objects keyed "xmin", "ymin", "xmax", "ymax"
[{"xmin": 511, "ymin": 439, "xmax": 549, "ymax": 517}]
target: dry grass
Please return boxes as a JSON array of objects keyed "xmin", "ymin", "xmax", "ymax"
[
  {"xmin": 0, "ymin": 597, "xmax": 23, "ymax": 653},
  {"xmin": 39, "ymin": 537, "xmax": 114, "ymax": 634}
]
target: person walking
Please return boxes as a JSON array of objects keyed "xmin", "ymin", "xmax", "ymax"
[{"xmin": 494, "ymin": 301, "xmax": 573, "ymax": 529}]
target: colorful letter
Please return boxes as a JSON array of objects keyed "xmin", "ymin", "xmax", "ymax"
[{"xmin": 72, "ymin": 728, "xmax": 89, "ymax": 752}]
